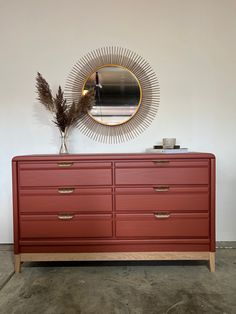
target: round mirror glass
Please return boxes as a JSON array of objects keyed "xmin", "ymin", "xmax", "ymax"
[{"xmin": 83, "ymin": 65, "xmax": 142, "ymax": 125}]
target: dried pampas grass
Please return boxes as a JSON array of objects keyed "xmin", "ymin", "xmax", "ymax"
[{"xmin": 36, "ymin": 72, "xmax": 94, "ymax": 135}]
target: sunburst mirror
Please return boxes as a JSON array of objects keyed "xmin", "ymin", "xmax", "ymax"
[{"xmin": 65, "ymin": 47, "xmax": 160, "ymax": 143}]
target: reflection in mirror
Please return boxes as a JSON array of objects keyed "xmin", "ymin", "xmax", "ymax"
[{"xmin": 83, "ymin": 66, "xmax": 141, "ymax": 125}]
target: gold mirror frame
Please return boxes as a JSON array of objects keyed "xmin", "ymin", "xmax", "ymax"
[
  {"xmin": 65, "ymin": 47, "xmax": 160, "ymax": 143},
  {"xmin": 83, "ymin": 64, "xmax": 142, "ymax": 126}
]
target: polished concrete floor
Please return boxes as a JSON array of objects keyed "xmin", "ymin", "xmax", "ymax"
[{"xmin": 0, "ymin": 248, "xmax": 235, "ymax": 314}]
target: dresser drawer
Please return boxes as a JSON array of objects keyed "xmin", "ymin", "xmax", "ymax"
[
  {"xmin": 19, "ymin": 188, "xmax": 112, "ymax": 213},
  {"xmin": 116, "ymin": 213, "xmax": 209, "ymax": 238},
  {"xmin": 115, "ymin": 160, "xmax": 209, "ymax": 185},
  {"xmin": 20, "ymin": 214, "xmax": 112, "ymax": 238},
  {"xmin": 116, "ymin": 187, "xmax": 209, "ymax": 212},
  {"xmin": 18, "ymin": 162, "xmax": 112, "ymax": 187},
  {"xmin": 115, "ymin": 160, "xmax": 208, "ymax": 168}
]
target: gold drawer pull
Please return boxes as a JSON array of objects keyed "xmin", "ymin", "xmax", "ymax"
[
  {"xmin": 58, "ymin": 188, "xmax": 75, "ymax": 194},
  {"xmin": 153, "ymin": 160, "xmax": 170, "ymax": 164},
  {"xmin": 153, "ymin": 186, "xmax": 170, "ymax": 192},
  {"xmin": 154, "ymin": 212, "xmax": 170, "ymax": 219},
  {"xmin": 58, "ymin": 214, "xmax": 74, "ymax": 220},
  {"xmin": 57, "ymin": 162, "xmax": 74, "ymax": 167}
]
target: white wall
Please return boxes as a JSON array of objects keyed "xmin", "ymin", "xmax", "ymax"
[{"xmin": 0, "ymin": 0, "xmax": 236, "ymax": 242}]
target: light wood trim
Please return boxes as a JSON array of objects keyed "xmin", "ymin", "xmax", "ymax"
[
  {"xmin": 14, "ymin": 255, "xmax": 21, "ymax": 273},
  {"xmin": 209, "ymin": 252, "xmax": 215, "ymax": 272},
  {"xmin": 20, "ymin": 252, "xmax": 210, "ymax": 262}
]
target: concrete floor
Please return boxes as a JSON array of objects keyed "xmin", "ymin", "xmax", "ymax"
[{"xmin": 0, "ymin": 249, "xmax": 235, "ymax": 314}]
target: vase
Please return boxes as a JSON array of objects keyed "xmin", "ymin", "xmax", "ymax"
[{"xmin": 59, "ymin": 132, "xmax": 69, "ymax": 154}]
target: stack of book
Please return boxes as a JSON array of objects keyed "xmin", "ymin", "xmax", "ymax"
[{"xmin": 146, "ymin": 145, "xmax": 189, "ymax": 153}]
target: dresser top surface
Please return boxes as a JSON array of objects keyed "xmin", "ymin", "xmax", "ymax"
[{"xmin": 12, "ymin": 152, "xmax": 215, "ymax": 162}]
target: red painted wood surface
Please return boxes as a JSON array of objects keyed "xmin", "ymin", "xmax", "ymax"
[
  {"xmin": 19, "ymin": 167, "xmax": 112, "ymax": 187},
  {"xmin": 12, "ymin": 153, "xmax": 216, "ymax": 255},
  {"xmin": 116, "ymin": 187, "xmax": 209, "ymax": 212},
  {"xmin": 20, "ymin": 214, "xmax": 112, "ymax": 238},
  {"xmin": 19, "ymin": 161, "xmax": 112, "ymax": 169},
  {"xmin": 12, "ymin": 161, "xmax": 20, "ymax": 254},
  {"xmin": 19, "ymin": 188, "xmax": 112, "ymax": 213},
  {"xmin": 115, "ymin": 167, "xmax": 209, "ymax": 185},
  {"xmin": 116, "ymin": 213, "xmax": 209, "ymax": 238},
  {"xmin": 115, "ymin": 160, "xmax": 209, "ymax": 168},
  {"xmin": 210, "ymin": 158, "xmax": 216, "ymax": 251},
  {"xmin": 20, "ymin": 243, "xmax": 210, "ymax": 253},
  {"xmin": 13, "ymin": 153, "xmax": 215, "ymax": 162}
]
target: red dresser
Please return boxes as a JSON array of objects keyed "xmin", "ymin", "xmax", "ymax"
[{"xmin": 12, "ymin": 153, "xmax": 215, "ymax": 272}]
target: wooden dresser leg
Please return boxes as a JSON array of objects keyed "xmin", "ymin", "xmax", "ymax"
[
  {"xmin": 15, "ymin": 255, "xmax": 21, "ymax": 273},
  {"xmin": 209, "ymin": 252, "xmax": 215, "ymax": 272}
]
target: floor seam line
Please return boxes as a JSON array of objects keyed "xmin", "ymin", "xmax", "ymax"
[{"xmin": 0, "ymin": 271, "xmax": 15, "ymax": 292}]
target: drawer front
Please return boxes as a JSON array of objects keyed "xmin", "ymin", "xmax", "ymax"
[
  {"xmin": 115, "ymin": 166, "xmax": 209, "ymax": 185},
  {"xmin": 20, "ymin": 214, "xmax": 112, "ymax": 238},
  {"xmin": 19, "ymin": 162, "xmax": 112, "ymax": 187},
  {"xmin": 116, "ymin": 187, "xmax": 209, "ymax": 212},
  {"xmin": 115, "ymin": 160, "xmax": 209, "ymax": 168},
  {"xmin": 19, "ymin": 188, "xmax": 112, "ymax": 213},
  {"xmin": 116, "ymin": 213, "xmax": 209, "ymax": 238}
]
